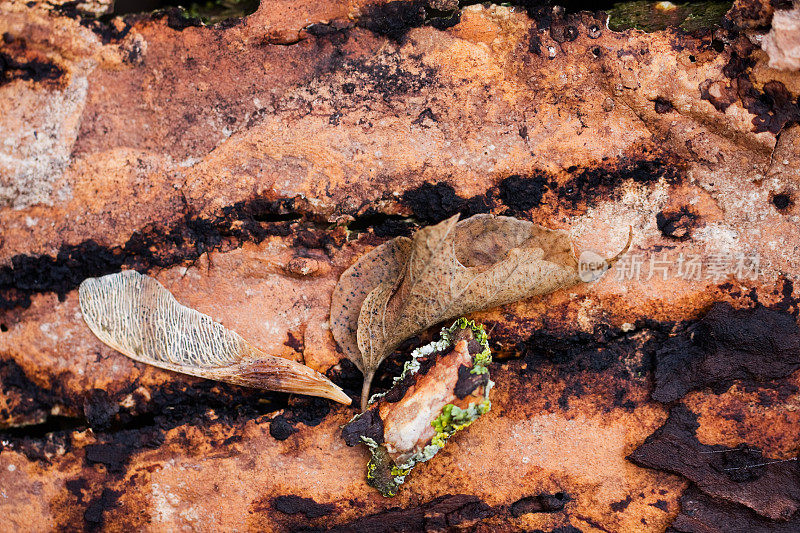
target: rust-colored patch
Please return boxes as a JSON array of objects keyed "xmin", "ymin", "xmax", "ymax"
[{"xmin": 1, "ymin": 1, "xmax": 799, "ymax": 530}]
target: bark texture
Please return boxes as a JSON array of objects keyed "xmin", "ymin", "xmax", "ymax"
[{"xmin": 1, "ymin": 0, "xmax": 799, "ymax": 531}]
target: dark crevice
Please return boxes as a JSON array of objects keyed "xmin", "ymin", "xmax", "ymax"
[
  {"xmin": 347, "ymin": 211, "xmax": 415, "ymax": 237},
  {"xmin": 0, "ymin": 415, "xmax": 86, "ymax": 438},
  {"xmin": 0, "ymin": 353, "xmax": 334, "ymax": 462},
  {"xmin": 252, "ymin": 211, "xmax": 303, "ymax": 223},
  {"xmin": 0, "ymin": 196, "xmax": 310, "ymax": 311}
]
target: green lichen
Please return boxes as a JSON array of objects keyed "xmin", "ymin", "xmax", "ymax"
[
  {"xmin": 441, "ymin": 317, "xmax": 492, "ymax": 375},
  {"xmin": 607, "ymin": 1, "xmax": 732, "ymax": 33},
  {"xmin": 430, "ymin": 399, "xmax": 492, "ymax": 447},
  {"xmin": 390, "ymin": 465, "xmax": 412, "ymax": 477},
  {"xmin": 182, "ymin": 0, "xmax": 259, "ymax": 25},
  {"xmin": 360, "ymin": 318, "xmax": 494, "ymax": 497},
  {"xmin": 366, "ymin": 446, "xmax": 399, "ymax": 497}
]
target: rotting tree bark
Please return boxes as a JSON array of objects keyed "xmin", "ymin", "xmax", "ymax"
[{"xmin": 1, "ymin": 0, "xmax": 799, "ymax": 531}]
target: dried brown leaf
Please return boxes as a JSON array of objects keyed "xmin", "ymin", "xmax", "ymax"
[
  {"xmin": 331, "ymin": 214, "xmax": 629, "ymax": 407},
  {"xmin": 330, "ymin": 237, "xmax": 412, "ymax": 374},
  {"xmin": 79, "ymin": 270, "xmax": 351, "ymax": 404}
]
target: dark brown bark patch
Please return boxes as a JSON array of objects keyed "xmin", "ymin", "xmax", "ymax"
[
  {"xmin": 652, "ymin": 303, "xmax": 800, "ymax": 403},
  {"xmin": 629, "ymin": 405, "xmax": 800, "ymax": 521}
]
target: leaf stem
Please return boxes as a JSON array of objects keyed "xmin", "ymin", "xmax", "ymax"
[
  {"xmin": 606, "ymin": 225, "xmax": 633, "ymax": 267},
  {"xmin": 361, "ymin": 371, "xmax": 376, "ymax": 410}
]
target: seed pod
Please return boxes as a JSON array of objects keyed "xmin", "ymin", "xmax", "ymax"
[
  {"xmin": 341, "ymin": 319, "xmax": 493, "ymax": 496},
  {"xmin": 79, "ymin": 270, "xmax": 351, "ymax": 404}
]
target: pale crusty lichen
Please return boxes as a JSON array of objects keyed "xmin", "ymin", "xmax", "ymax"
[{"xmin": 358, "ymin": 318, "xmax": 493, "ymax": 497}]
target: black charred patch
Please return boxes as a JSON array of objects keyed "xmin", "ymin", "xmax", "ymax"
[
  {"xmin": 670, "ymin": 485, "xmax": 800, "ymax": 533},
  {"xmin": 557, "ymin": 380, "xmax": 585, "ymax": 410},
  {"xmin": 656, "ymin": 206, "xmax": 698, "ymax": 241},
  {"xmin": 498, "ymin": 173, "xmax": 551, "ymax": 212},
  {"xmin": 0, "ymin": 358, "xmax": 67, "ymax": 426},
  {"xmin": 0, "ymin": 51, "xmax": 63, "ymax": 87},
  {"xmin": 325, "ymin": 359, "xmax": 363, "ymax": 401},
  {"xmin": 268, "ymin": 397, "xmax": 332, "ymax": 441},
  {"xmin": 722, "ymin": 0, "xmax": 774, "ymax": 30},
  {"xmin": 358, "ymin": 1, "xmax": 425, "ymax": 42},
  {"xmin": 132, "ymin": 377, "xmax": 289, "ymax": 432},
  {"xmin": 610, "ymin": 495, "xmax": 632, "ymax": 512},
  {"xmin": 269, "ymin": 415, "xmax": 297, "ymax": 441},
  {"xmin": 550, "ymin": 23, "xmax": 579, "ymax": 43},
  {"xmin": 329, "ymin": 494, "xmax": 493, "ymax": 532},
  {"xmin": 402, "ymin": 182, "xmax": 464, "ymax": 223},
  {"xmin": 651, "ymin": 499, "xmax": 668, "ymax": 511},
  {"xmin": 342, "ymin": 408, "xmax": 385, "ymax": 446},
  {"xmin": 511, "ymin": 492, "xmax": 570, "ymax": 517},
  {"xmin": 775, "ymin": 278, "xmax": 798, "ymax": 317},
  {"xmin": 348, "ymin": 210, "xmax": 413, "ymax": 237},
  {"xmin": 272, "ymin": 495, "xmax": 335, "ymax": 519},
  {"xmin": 83, "ymin": 389, "xmax": 120, "ymax": 431},
  {"xmin": 454, "ymin": 364, "xmax": 489, "ymax": 399},
  {"xmin": 427, "ymin": 11, "xmax": 460, "ymax": 31},
  {"xmin": 66, "ymin": 477, "xmax": 89, "ymax": 499},
  {"xmin": 462, "ymin": 193, "xmax": 493, "ymax": 217},
  {"xmin": 84, "ymin": 428, "xmax": 165, "ymax": 473},
  {"xmin": 652, "ymin": 303, "xmax": 800, "ymax": 403},
  {"xmin": 558, "ymin": 158, "xmax": 681, "ymax": 207},
  {"xmin": 284, "ymin": 332, "xmax": 303, "ymax": 352},
  {"xmin": 0, "ymin": 417, "xmax": 79, "ymax": 463},
  {"xmin": 159, "ymin": 7, "xmax": 205, "ymax": 31},
  {"xmin": 746, "ymin": 80, "xmax": 800, "ymax": 135},
  {"xmin": 521, "ymin": 319, "xmax": 672, "ymax": 377},
  {"xmin": 528, "ymin": 28, "xmax": 542, "ymax": 55},
  {"xmin": 0, "ymin": 240, "xmax": 124, "ymax": 310},
  {"xmin": 341, "ymin": 55, "xmax": 436, "ymax": 101},
  {"xmin": 3, "ymin": 365, "xmax": 292, "ymax": 466},
  {"xmin": 286, "ymin": 396, "xmax": 331, "ymax": 427},
  {"xmin": 707, "ymin": 40, "xmax": 800, "ymax": 134},
  {"xmin": 0, "ymin": 197, "xmax": 310, "ymax": 311},
  {"xmin": 83, "ymin": 488, "xmax": 121, "ymax": 531},
  {"xmin": 411, "ymin": 107, "xmax": 437, "ymax": 126},
  {"xmin": 628, "ymin": 405, "xmax": 800, "ymax": 521},
  {"xmin": 51, "ymin": 3, "xmax": 133, "ymax": 43},
  {"xmin": 699, "ymin": 78, "xmax": 737, "ymax": 112}
]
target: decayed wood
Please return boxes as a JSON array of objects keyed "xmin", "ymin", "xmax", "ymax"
[{"xmin": 0, "ymin": 1, "xmax": 799, "ymax": 531}]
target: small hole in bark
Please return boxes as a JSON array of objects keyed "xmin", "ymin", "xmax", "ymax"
[
  {"xmin": 654, "ymin": 97, "xmax": 673, "ymax": 114},
  {"xmin": 689, "ymin": 55, "xmax": 696, "ymax": 62},
  {"xmin": 0, "ymin": 324, "xmax": 7, "ymax": 332},
  {"xmin": 772, "ymin": 193, "xmax": 793, "ymax": 210}
]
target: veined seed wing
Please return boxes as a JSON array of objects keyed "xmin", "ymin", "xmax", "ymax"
[{"xmin": 78, "ymin": 271, "xmax": 351, "ymax": 404}]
